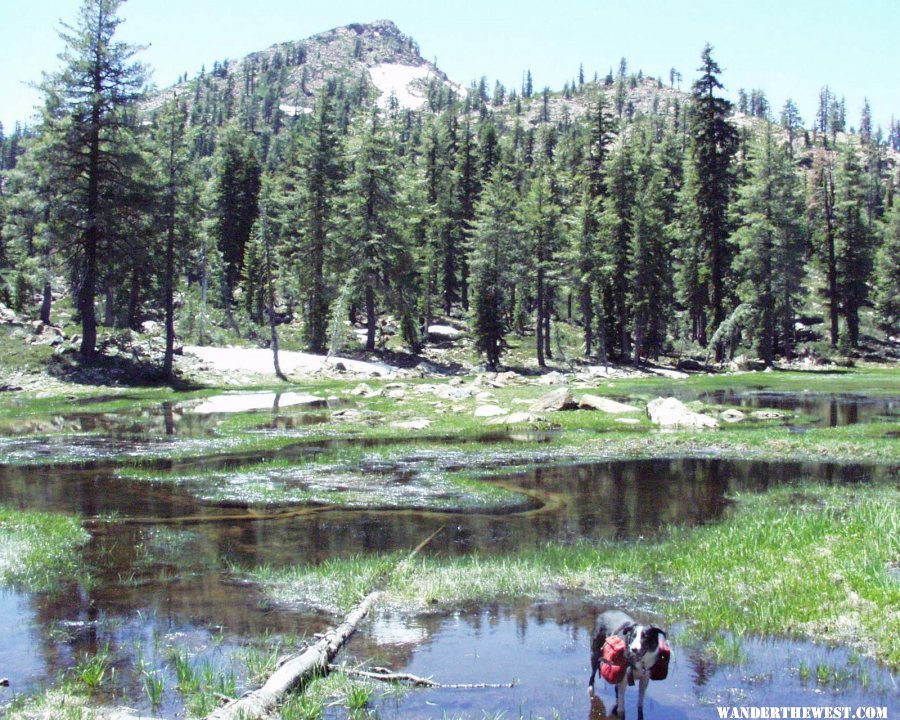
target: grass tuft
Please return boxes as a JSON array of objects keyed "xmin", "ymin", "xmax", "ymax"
[{"xmin": 0, "ymin": 506, "xmax": 90, "ymax": 592}]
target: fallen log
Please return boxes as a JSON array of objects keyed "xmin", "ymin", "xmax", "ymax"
[
  {"xmin": 330, "ymin": 664, "xmax": 516, "ymax": 689},
  {"xmin": 204, "ymin": 528, "xmax": 444, "ymax": 720}
]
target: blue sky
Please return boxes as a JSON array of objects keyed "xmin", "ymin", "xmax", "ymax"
[{"xmin": 1, "ymin": 0, "xmax": 898, "ymax": 133}]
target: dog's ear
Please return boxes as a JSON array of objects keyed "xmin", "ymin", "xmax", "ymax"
[
  {"xmin": 621, "ymin": 622, "xmax": 636, "ymax": 638},
  {"xmin": 649, "ymin": 624, "xmax": 667, "ymax": 639}
]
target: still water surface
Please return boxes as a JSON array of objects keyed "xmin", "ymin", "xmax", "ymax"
[{"xmin": 0, "ymin": 401, "xmax": 896, "ymax": 717}]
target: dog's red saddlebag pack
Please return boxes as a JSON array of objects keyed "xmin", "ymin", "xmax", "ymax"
[
  {"xmin": 601, "ymin": 636, "xmax": 628, "ymax": 684},
  {"xmin": 649, "ymin": 640, "xmax": 671, "ymax": 680}
]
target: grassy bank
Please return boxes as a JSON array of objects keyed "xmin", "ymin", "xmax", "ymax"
[
  {"xmin": 0, "ymin": 506, "xmax": 90, "ymax": 592},
  {"xmin": 246, "ymin": 482, "xmax": 900, "ymax": 668}
]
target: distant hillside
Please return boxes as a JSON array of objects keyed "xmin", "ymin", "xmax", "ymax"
[{"xmin": 145, "ymin": 20, "xmax": 458, "ymax": 122}]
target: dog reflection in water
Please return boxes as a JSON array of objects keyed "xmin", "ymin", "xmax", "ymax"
[{"xmin": 588, "ymin": 693, "xmax": 608, "ymax": 720}]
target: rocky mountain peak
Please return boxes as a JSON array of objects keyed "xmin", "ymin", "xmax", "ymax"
[{"xmin": 147, "ymin": 19, "xmax": 452, "ymax": 118}]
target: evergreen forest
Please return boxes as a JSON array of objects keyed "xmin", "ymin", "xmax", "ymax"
[{"xmin": 2, "ymin": 0, "xmax": 898, "ymax": 378}]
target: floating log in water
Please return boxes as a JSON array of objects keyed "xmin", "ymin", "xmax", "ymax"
[
  {"xmin": 204, "ymin": 528, "xmax": 444, "ymax": 720},
  {"xmin": 329, "ymin": 664, "xmax": 516, "ymax": 689}
]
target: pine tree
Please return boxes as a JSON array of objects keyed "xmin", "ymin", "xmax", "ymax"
[
  {"xmin": 816, "ymin": 86, "xmax": 833, "ymax": 145},
  {"xmin": 809, "ymin": 149, "xmax": 840, "ymax": 347},
  {"xmin": 211, "ymin": 125, "xmax": 261, "ymax": 303},
  {"xmin": 628, "ymin": 138, "xmax": 671, "ymax": 364},
  {"xmin": 152, "ymin": 96, "xmax": 199, "ymax": 378},
  {"xmin": 470, "ymin": 161, "xmax": 519, "ymax": 368},
  {"xmin": 731, "ymin": 125, "xmax": 806, "ymax": 364},
  {"xmin": 573, "ymin": 96, "xmax": 615, "ymax": 357},
  {"xmin": 833, "ymin": 147, "xmax": 873, "ymax": 348},
  {"xmin": 1, "ymin": 131, "xmax": 57, "ymax": 319},
  {"xmin": 686, "ymin": 44, "xmax": 738, "ymax": 357},
  {"xmin": 340, "ymin": 109, "xmax": 405, "ymax": 352},
  {"xmin": 280, "ymin": 93, "xmax": 344, "ymax": 353},
  {"xmin": 859, "ymin": 98, "xmax": 873, "ymax": 146},
  {"xmin": 780, "ymin": 99, "xmax": 802, "ymax": 159},
  {"xmin": 37, "ymin": 0, "xmax": 148, "ymax": 356},
  {"xmin": 873, "ymin": 201, "xmax": 900, "ymax": 337},
  {"xmin": 455, "ymin": 119, "xmax": 480, "ymax": 310},
  {"xmin": 597, "ymin": 137, "xmax": 635, "ymax": 359},
  {"xmin": 520, "ymin": 168, "xmax": 561, "ymax": 367}
]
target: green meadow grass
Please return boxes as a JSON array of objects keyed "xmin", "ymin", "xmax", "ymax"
[
  {"xmin": 0, "ymin": 506, "xmax": 90, "ymax": 592},
  {"xmin": 245, "ymin": 483, "xmax": 900, "ymax": 668}
]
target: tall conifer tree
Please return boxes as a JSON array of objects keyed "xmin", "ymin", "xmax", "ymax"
[
  {"xmin": 685, "ymin": 44, "xmax": 738, "ymax": 357},
  {"xmin": 38, "ymin": 0, "xmax": 148, "ymax": 356}
]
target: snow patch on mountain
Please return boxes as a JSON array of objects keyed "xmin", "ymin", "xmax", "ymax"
[{"xmin": 368, "ymin": 63, "xmax": 432, "ymax": 110}]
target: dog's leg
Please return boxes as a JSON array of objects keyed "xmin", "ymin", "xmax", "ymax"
[
  {"xmin": 637, "ymin": 675, "xmax": 649, "ymax": 720},
  {"xmin": 587, "ymin": 653, "xmax": 598, "ymax": 695},
  {"xmin": 611, "ymin": 676, "xmax": 627, "ymax": 719}
]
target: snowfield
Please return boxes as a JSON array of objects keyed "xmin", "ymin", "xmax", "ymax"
[
  {"xmin": 368, "ymin": 63, "xmax": 432, "ymax": 109},
  {"xmin": 184, "ymin": 345, "xmax": 397, "ymax": 377}
]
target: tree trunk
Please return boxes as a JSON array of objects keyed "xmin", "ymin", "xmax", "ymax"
[
  {"xmin": 309, "ymin": 233, "xmax": 326, "ymax": 354},
  {"xmin": 821, "ymin": 166, "xmax": 839, "ymax": 348},
  {"xmin": 163, "ymin": 135, "xmax": 177, "ymax": 379},
  {"xmin": 633, "ymin": 316, "xmax": 644, "ymax": 368},
  {"xmin": 40, "ymin": 282, "xmax": 52, "ymax": 326},
  {"xmin": 204, "ymin": 529, "xmax": 442, "ymax": 720},
  {"xmin": 827, "ymin": 223, "xmax": 838, "ymax": 347},
  {"xmin": 269, "ymin": 308, "xmax": 288, "ymax": 381},
  {"xmin": 543, "ymin": 295, "xmax": 552, "ymax": 360},
  {"xmin": 206, "ymin": 590, "xmax": 383, "ymax": 720},
  {"xmin": 80, "ymin": 33, "xmax": 103, "ymax": 359},
  {"xmin": 127, "ymin": 265, "xmax": 141, "ymax": 330},
  {"xmin": 535, "ymin": 267, "xmax": 545, "ymax": 367},
  {"xmin": 365, "ymin": 280, "xmax": 376, "ymax": 352},
  {"xmin": 581, "ymin": 286, "xmax": 593, "ymax": 358}
]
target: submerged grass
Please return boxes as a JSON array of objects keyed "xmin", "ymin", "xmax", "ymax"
[
  {"xmin": 246, "ymin": 483, "xmax": 900, "ymax": 668},
  {"xmin": 0, "ymin": 506, "xmax": 90, "ymax": 592}
]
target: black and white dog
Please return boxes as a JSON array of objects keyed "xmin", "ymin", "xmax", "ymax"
[{"xmin": 588, "ymin": 610, "xmax": 668, "ymax": 720}]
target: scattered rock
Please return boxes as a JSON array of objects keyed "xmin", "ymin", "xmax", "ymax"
[
  {"xmin": 750, "ymin": 410, "xmax": 784, "ymax": 420},
  {"xmin": 486, "ymin": 411, "xmax": 540, "ymax": 425},
  {"xmin": 475, "ymin": 391, "xmax": 496, "ymax": 402},
  {"xmin": 351, "ymin": 383, "xmax": 376, "ymax": 396},
  {"xmin": 614, "ymin": 417, "xmax": 640, "ymax": 425},
  {"xmin": 537, "ymin": 371, "xmax": 566, "ymax": 385},
  {"xmin": 676, "ymin": 358, "xmax": 707, "ymax": 372},
  {"xmin": 0, "ymin": 385, "xmax": 23, "ymax": 392},
  {"xmin": 577, "ymin": 395, "xmax": 640, "ymax": 413},
  {"xmin": 438, "ymin": 386, "xmax": 473, "ymax": 400},
  {"xmin": 390, "ymin": 418, "xmax": 431, "ymax": 431},
  {"xmin": 647, "ymin": 397, "xmax": 719, "ymax": 429},
  {"xmin": 473, "ymin": 405, "xmax": 507, "ymax": 418},
  {"xmin": 497, "ymin": 371, "xmax": 521, "ymax": 384},
  {"xmin": 427, "ymin": 324, "xmax": 463, "ymax": 341},
  {"xmin": 720, "ymin": 409, "xmax": 747, "ymax": 423},
  {"xmin": 530, "ymin": 387, "xmax": 578, "ymax": 412},
  {"xmin": 728, "ymin": 355, "xmax": 768, "ymax": 372},
  {"xmin": 386, "ymin": 388, "xmax": 406, "ymax": 399}
]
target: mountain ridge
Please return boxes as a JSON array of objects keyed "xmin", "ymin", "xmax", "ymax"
[{"xmin": 145, "ymin": 19, "xmax": 456, "ymax": 119}]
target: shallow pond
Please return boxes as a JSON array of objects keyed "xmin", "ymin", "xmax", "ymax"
[
  {"xmin": 0, "ymin": 447, "xmax": 895, "ymax": 715},
  {"xmin": 650, "ymin": 387, "xmax": 899, "ymax": 427},
  {"xmin": 348, "ymin": 604, "xmax": 898, "ymax": 719}
]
